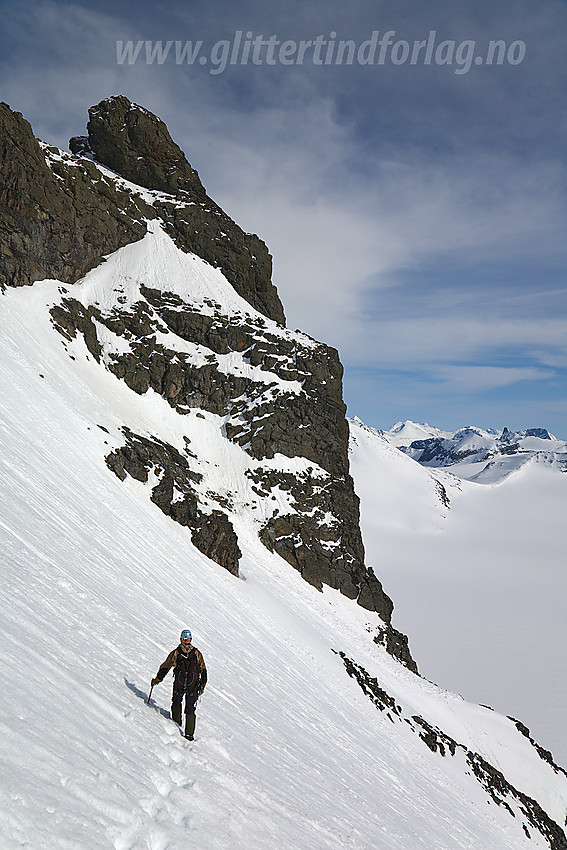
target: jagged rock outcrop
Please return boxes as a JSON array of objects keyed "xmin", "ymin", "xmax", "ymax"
[
  {"xmin": 77, "ymin": 96, "xmax": 205, "ymax": 197},
  {"xmin": 50, "ymin": 275, "xmax": 394, "ymax": 623},
  {"xmin": 73, "ymin": 95, "xmax": 284, "ymax": 324},
  {"xmin": 0, "ymin": 102, "xmax": 151, "ymax": 290},
  {"xmin": 373, "ymin": 624, "xmax": 417, "ymax": 673},
  {"xmin": 104, "ymin": 428, "xmax": 241, "ymax": 575},
  {"xmin": 1, "ymin": 97, "xmax": 284, "ymax": 325},
  {"xmin": 1, "ymin": 96, "xmax": 404, "ymax": 655}
]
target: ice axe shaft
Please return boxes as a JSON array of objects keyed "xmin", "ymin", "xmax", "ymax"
[{"xmin": 146, "ymin": 683, "xmax": 154, "ymax": 705}]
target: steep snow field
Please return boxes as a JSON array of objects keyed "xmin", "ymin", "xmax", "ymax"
[
  {"xmin": 1, "ymin": 251, "xmax": 566, "ymax": 849},
  {"xmin": 350, "ymin": 419, "xmax": 567, "ymax": 768}
]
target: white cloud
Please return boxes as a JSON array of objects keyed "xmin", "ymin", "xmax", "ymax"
[
  {"xmin": 202, "ymin": 136, "xmax": 567, "ymax": 356},
  {"xmin": 426, "ymin": 365, "xmax": 551, "ymax": 394},
  {"xmin": 338, "ymin": 317, "xmax": 567, "ymax": 368}
]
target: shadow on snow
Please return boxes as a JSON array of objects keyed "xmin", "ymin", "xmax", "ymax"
[{"xmin": 124, "ymin": 677, "xmax": 171, "ymax": 720}]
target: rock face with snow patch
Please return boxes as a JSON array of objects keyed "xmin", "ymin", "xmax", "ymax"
[
  {"xmin": 0, "ymin": 101, "xmax": 150, "ymax": 290},
  {"xmin": 1, "ymin": 97, "xmax": 283, "ymax": 324},
  {"xmin": 104, "ymin": 427, "xmax": 242, "ymax": 575},
  {"xmin": 73, "ymin": 95, "xmax": 284, "ymax": 324},
  {"xmin": 1, "ymin": 98, "xmax": 398, "ymax": 635}
]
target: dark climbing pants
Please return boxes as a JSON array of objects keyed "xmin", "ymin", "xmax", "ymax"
[{"xmin": 171, "ymin": 686, "xmax": 199, "ymax": 733}]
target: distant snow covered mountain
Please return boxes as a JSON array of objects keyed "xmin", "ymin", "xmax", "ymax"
[
  {"xmin": 382, "ymin": 420, "xmax": 567, "ymax": 483},
  {"xmin": 384, "ymin": 419, "xmax": 456, "ymax": 447},
  {"xmin": 1, "ymin": 98, "xmax": 567, "ymax": 849}
]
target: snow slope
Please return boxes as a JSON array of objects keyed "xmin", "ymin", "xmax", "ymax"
[
  {"xmin": 2, "ymin": 250, "xmax": 567, "ymax": 849},
  {"xmin": 350, "ymin": 417, "xmax": 567, "ymax": 769}
]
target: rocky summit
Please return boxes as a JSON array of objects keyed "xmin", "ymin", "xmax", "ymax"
[{"xmin": 1, "ymin": 96, "xmax": 406, "ymax": 656}]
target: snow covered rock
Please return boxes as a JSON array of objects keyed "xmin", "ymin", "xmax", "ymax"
[
  {"xmin": 0, "ymin": 101, "xmax": 150, "ymax": 289},
  {"xmin": 1, "ymin": 97, "xmax": 395, "ymax": 627}
]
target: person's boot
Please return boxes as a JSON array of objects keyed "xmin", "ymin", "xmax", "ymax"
[
  {"xmin": 171, "ymin": 703, "xmax": 182, "ymax": 726},
  {"xmin": 184, "ymin": 713, "xmax": 196, "ymax": 740}
]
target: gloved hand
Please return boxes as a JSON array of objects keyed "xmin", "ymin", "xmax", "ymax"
[
  {"xmin": 198, "ymin": 686, "xmax": 205, "ymax": 696},
  {"xmin": 151, "ymin": 678, "xmax": 160, "ymax": 687}
]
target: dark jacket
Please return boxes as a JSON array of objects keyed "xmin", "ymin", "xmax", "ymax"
[{"xmin": 155, "ymin": 644, "xmax": 207, "ymax": 691}]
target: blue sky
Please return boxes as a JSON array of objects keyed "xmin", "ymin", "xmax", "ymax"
[{"xmin": 2, "ymin": 0, "xmax": 566, "ymax": 437}]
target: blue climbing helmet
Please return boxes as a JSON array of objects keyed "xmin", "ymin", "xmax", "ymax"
[{"xmin": 180, "ymin": 629, "xmax": 192, "ymax": 641}]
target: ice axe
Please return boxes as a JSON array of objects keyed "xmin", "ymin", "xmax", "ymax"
[{"xmin": 146, "ymin": 682, "xmax": 155, "ymax": 705}]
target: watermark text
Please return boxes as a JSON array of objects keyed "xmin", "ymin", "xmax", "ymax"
[{"xmin": 116, "ymin": 31, "xmax": 527, "ymax": 75}]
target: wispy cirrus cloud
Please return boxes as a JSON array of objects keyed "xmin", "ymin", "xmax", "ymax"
[
  {"xmin": 339, "ymin": 317, "xmax": 567, "ymax": 366},
  {"xmin": 426, "ymin": 365, "xmax": 552, "ymax": 395}
]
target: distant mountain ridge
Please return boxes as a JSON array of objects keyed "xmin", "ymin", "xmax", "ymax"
[{"xmin": 380, "ymin": 420, "xmax": 567, "ymax": 483}]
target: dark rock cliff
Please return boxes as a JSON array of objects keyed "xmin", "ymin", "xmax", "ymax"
[
  {"xmin": 1, "ymin": 96, "xmax": 412, "ymax": 662},
  {"xmin": 0, "ymin": 101, "xmax": 150, "ymax": 290},
  {"xmin": 78, "ymin": 95, "xmax": 284, "ymax": 325},
  {"xmin": 1, "ymin": 96, "xmax": 283, "ymax": 324}
]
